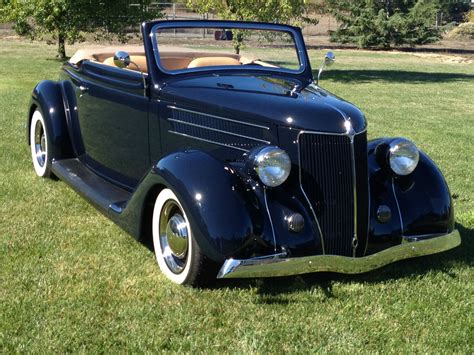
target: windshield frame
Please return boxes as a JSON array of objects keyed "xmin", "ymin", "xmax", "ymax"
[{"xmin": 149, "ymin": 20, "xmax": 312, "ymax": 81}]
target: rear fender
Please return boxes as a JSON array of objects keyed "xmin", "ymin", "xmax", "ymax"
[{"xmin": 27, "ymin": 80, "xmax": 72, "ymax": 157}]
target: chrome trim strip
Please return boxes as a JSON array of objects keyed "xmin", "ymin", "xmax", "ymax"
[
  {"xmin": 263, "ymin": 188, "xmax": 277, "ymax": 253},
  {"xmin": 167, "ymin": 118, "xmax": 271, "ymax": 144},
  {"xmin": 297, "ymin": 134, "xmax": 326, "ymax": 254},
  {"xmin": 324, "ymin": 103, "xmax": 349, "ymax": 121},
  {"xmin": 299, "ymin": 185, "xmax": 326, "ymax": 254},
  {"xmin": 297, "ymin": 128, "xmax": 367, "ymax": 137},
  {"xmin": 168, "ymin": 130, "xmax": 249, "ymax": 152},
  {"xmin": 109, "ymin": 203, "xmax": 123, "ymax": 214},
  {"xmin": 296, "ymin": 128, "xmax": 366, "ymax": 256},
  {"xmin": 392, "ymin": 178, "xmax": 405, "ymax": 234},
  {"xmin": 363, "ymin": 174, "xmax": 371, "ymax": 256},
  {"xmin": 217, "ymin": 230, "xmax": 461, "ymax": 279},
  {"xmin": 348, "ymin": 126, "xmax": 358, "ymax": 258},
  {"xmin": 402, "ymin": 232, "xmax": 449, "ymax": 242},
  {"xmin": 168, "ymin": 105, "xmax": 271, "ymax": 130}
]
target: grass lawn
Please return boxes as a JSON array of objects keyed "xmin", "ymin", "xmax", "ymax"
[{"xmin": 0, "ymin": 40, "xmax": 473, "ymax": 353}]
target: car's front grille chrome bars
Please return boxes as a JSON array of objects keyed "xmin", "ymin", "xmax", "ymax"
[{"xmin": 297, "ymin": 123, "xmax": 367, "ymax": 257}]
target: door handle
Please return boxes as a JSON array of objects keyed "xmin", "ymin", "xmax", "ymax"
[{"xmin": 77, "ymin": 84, "xmax": 88, "ymax": 98}]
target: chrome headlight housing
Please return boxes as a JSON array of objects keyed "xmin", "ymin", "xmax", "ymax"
[
  {"xmin": 388, "ymin": 138, "xmax": 419, "ymax": 176},
  {"xmin": 251, "ymin": 146, "xmax": 291, "ymax": 187}
]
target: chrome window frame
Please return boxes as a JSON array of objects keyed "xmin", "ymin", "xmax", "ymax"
[{"xmin": 150, "ymin": 21, "xmax": 308, "ymax": 77}]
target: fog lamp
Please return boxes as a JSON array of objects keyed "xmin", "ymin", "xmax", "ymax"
[{"xmin": 287, "ymin": 213, "xmax": 304, "ymax": 233}]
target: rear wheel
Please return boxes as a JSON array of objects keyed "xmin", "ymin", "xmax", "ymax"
[
  {"xmin": 30, "ymin": 109, "xmax": 53, "ymax": 178},
  {"xmin": 152, "ymin": 188, "xmax": 216, "ymax": 286}
]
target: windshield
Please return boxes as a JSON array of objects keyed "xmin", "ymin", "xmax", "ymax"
[{"xmin": 151, "ymin": 24, "xmax": 304, "ymax": 75}]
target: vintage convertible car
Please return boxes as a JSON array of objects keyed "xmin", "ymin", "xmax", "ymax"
[{"xmin": 28, "ymin": 20, "xmax": 460, "ymax": 286}]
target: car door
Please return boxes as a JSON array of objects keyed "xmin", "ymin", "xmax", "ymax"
[{"xmin": 71, "ymin": 61, "xmax": 150, "ymax": 188}]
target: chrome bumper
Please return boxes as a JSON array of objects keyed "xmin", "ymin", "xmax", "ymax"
[{"xmin": 217, "ymin": 230, "xmax": 461, "ymax": 279}]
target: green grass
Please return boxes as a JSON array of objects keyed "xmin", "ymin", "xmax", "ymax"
[{"xmin": 1, "ymin": 40, "xmax": 473, "ymax": 353}]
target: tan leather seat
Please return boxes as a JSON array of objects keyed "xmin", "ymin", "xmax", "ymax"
[
  {"xmin": 160, "ymin": 57, "xmax": 194, "ymax": 71},
  {"xmin": 187, "ymin": 57, "xmax": 241, "ymax": 68},
  {"xmin": 103, "ymin": 55, "xmax": 148, "ymax": 73}
]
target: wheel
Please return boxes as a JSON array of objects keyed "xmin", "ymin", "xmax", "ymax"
[
  {"xmin": 29, "ymin": 109, "xmax": 53, "ymax": 178},
  {"xmin": 152, "ymin": 188, "xmax": 216, "ymax": 286}
]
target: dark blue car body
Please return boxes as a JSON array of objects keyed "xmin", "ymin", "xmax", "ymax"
[{"xmin": 27, "ymin": 20, "xmax": 459, "ymax": 283}]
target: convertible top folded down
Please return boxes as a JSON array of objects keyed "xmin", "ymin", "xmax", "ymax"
[
  {"xmin": 68, "ymin": 46, "xmax": 268, "ymax": 73},
  {"xmin": 69, "ymin": 46, "xmax": 147, "ymax": 65}
]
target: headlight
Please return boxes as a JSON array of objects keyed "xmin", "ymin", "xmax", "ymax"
[
  {"xmin": 252, "ymin": 146, "xmax": 291, "ymax": 187},
  {"xmin": 389, "ymin": 138, "xmax": 419, "ymax": 176}
]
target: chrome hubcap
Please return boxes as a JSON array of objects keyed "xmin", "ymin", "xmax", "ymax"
[
  {"xmin": 34, "ymin": 120, "xmax": 46, "ymax": 167},
  {"xmin": 159, "ymin": 200, "xmax": 189, "ymax": 274}
]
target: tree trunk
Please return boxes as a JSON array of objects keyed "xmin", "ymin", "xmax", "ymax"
[
  {"xmin": 234, "ymin": 31, "xmax": 243, "ymax": 55},
  {"xmin": 57, "ymin": 33, "xmax": 66, "ymax": 59}
]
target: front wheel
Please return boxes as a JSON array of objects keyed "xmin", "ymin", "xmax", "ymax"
[
  {"xmin": 152, "ymin": 188, "xmax": 217, "ymax": 286},
  {"xmin": 29, "ymin": 109, "xmax": 53, "ymax": 178}
]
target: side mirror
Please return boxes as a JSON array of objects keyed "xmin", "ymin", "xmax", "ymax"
[
  {"xmin": 113, "ymin": 51, "xmax": 131, "ymax": 68},
  {"xmin": 112, "ymin": 50, "xmax": 147, "ymax": 96},
  {"xmin": 317, "ymin": 51, "xmax": 336, "ymax": 85},
  {"xmin": 324, "ymin": 51, "xmax": 335, "ymax": 67}
]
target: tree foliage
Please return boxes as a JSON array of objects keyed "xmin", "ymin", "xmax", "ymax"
[
  {"xmin": 0, "ymin": 0, "xmax": 163, "ymax": 58},
  {"xmin": 436, "ymin": 0, "xmax": 471, "ymax": 23},
  {"xmin": 187, "ymin": 0, "xmax": 315, "ymax": 22},
  {"xmin": 186, "ymin": 0, "xmax": 317, "ymax": 53},
  {"xmin": 326, "ymin": 0, "xmax": 441, "ymax": 48}
]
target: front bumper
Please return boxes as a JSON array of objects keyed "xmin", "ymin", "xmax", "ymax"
[{"xmin": 217, "ymin": 230, "xmax": 461, "ymax": 279}]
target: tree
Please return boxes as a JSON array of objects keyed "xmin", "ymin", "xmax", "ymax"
[
  {"xmin": 0, "ymin": 0, "xmax": 163, "ymax": 59},
  {"xmin": 186, "ymin": 0, "xmax": 318, "ymax": 53},
  {"xmin": 435, "ymin": 0, "xmax": 471, "ymax": 24},
  {"xmin": 326, "ymin": 0, "xmax": 441, "ymax": 48}
]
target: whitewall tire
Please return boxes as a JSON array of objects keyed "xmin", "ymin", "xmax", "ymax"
[
  {"xmin": 30, "ymin": 109, "xmax": 52, "ymax": 178},
  {"xmin": 152, "ymin": 188, "xmax": 216, "ymax": 286}
]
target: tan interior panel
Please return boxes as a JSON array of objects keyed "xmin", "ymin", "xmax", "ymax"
[
  {"xmin": 102, "ymin": 55, "xmax": 148, "ymax": 73},
  {"xmin": 69, "ymin": 47, "xmax": 276, "ymax": 73},
  {"xmin": 160, "ymin": 57, "xmax": 195, "ymax": 71},
  {"xmin": 187, "ymin": 57, "xmax": 241, "ymax": 68}
]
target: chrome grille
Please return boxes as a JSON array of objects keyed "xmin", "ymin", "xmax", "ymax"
[{"xmin": 299, "ymin": 132, "xmax": 367, "ymax": 256}]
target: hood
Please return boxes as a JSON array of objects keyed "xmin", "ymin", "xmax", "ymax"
[{"xmin": 160, "ymin": 74, "xmax": 367, "ymax": 134}]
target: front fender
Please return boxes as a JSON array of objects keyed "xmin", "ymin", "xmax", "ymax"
[
  {"xmin": 366, "ymin": 138, "xmax": 454, "ymax": 254},
  {"xmin": 394, "ymin": 151, "xmax": 454, "ymax": 236},
  {"xmin": 136, "ymin": 150, "xmax": 270, "ymax": 262}
]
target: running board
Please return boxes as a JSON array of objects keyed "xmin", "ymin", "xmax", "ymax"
[{"xmin": 51, "ymin": 159, "xmax": 131, "ymax": 214}]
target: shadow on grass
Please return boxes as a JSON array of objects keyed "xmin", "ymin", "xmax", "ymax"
[
  {"xmin": 46, "ymin": 57, "xmax": 70, "ymax": 63},
  {"xmin": 318, "ymin": 69, "xmax": 474, "ymax": 84},
  {"xmin": 216, "ymin": 222, "xmax": 472, "ymax": 300}
]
